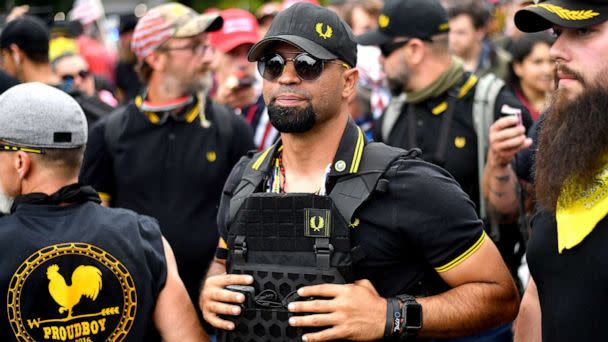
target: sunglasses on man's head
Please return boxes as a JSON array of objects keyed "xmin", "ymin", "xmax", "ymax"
[
  {"xmin": 257, "ymin": 53, "xmax": 350, "ymax": 82},
  {"xmin": 60, "ymin": 70, "xmax": 90, "ymax": 82},
  {"xmin": 0, "ymin": 143, "xmax": 43, "ymax": 154}
]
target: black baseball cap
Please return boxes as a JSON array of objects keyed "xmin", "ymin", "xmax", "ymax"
[
  {"xmin": 357, "ymin": 0, "xmax": 450, "ymax": 46},
  {"xmin": 515, "ymin": 0, "xmax": 608, "ymax": 32},
  {"xmin": 247, "ymin": 2, "xmax": 357, "ymax": 67},
  {"xmin": 0, "ymin": 15, "xmax": 50, "ymax": 55}
]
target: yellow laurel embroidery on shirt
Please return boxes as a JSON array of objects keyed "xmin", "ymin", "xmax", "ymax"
[{"xmin": 533, "ymin": 4, "xmax": 599, "ymax": 21}]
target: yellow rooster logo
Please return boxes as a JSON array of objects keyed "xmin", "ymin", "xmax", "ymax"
[
  {"xmin": 316, "ymin": 23, "xmax": 333, "ymax": 39},
  {"xmin": 46, "ymin": 265, "xmax": 103, "ymax": 319}
]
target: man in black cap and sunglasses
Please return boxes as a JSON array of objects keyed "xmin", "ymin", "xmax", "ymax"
[
  {"xmin": 200, "ymin": 2, "xmax": 518, "ymax": 341},
  {"xmin": 512, "ymin": 1, "xmax": 608, "ymax": 341}
]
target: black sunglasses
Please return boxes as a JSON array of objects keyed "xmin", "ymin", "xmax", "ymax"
[
  {"xmin": 0, "ymin": 143, "xmax": 44, "ymax": 154},
  {"xmin": 61, "ymin": 70, "xmax": 90, "ymax": 82},
  {"xmin": 380, "ymin": 40, "xmax": 411, "ymax": 58},
  {"xmin": 257, "ymin": 53, "xmax": 350, "ymax": 81}
]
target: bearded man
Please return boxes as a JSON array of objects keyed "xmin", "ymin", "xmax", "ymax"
[
  {"xmin": 79, "ymin": 3, "xmax": 255, "ymax": 325},
  {"xmin": 513, "ymin": 1, "xmax": 608, "ymax": 341}
]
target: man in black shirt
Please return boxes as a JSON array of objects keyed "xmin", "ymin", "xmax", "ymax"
[
  {"xmin": 358, "ymin": 0, "xmax": 532, "ymax": 309},
  {"xmin": 80, "ymin": 3, "xmax": 256, "ymax": 322},
  {"xmin": 0, "ymin": 82, "xmax": 206, "ymax": 341},
  {"xmin": 513, "ymin": 1, "xmax": 608, "ymax": 341},
  {"xmin": 199, "ymin": 3, "xmax": 518, "ymax": 341}
]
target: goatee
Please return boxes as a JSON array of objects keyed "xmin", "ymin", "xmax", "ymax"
[
  {"xmin": 268, "ymin": 103, "xmax": 316, "ymax": 133},
  {"xmin": 535, "ymin": 81, "xmax": 608, "ymax": 211}
]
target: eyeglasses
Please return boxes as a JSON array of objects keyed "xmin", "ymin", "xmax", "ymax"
[
  {"xmin": 0, "ymin": 143, "xmax": 44, "ymax": 154},
  {"xmin": 257, "ymin": 53, "xmax": 350, "ymax": 81},
  {"xmin": 160, "ymin": 42, "xmax": 211, "ymax": 56},
  {"xmin": 380, "ymin": 39, "xmax": 411, "ymax": 58},
  {"xmin": 60, "ymin": 70, "xmax": 90, "ymax": 83}
]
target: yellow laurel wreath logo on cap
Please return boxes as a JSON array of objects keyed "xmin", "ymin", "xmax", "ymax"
[
  {"xmin": 379, "ymin": 14, "xmax": 390, "ymax": 28},
  {"xmin": 316, "ymin": 23, "xmax": 333, "ymax": 39},
  {"xmin": 532, "ymin": 3, "xmax": 599, "ymax": 20}
]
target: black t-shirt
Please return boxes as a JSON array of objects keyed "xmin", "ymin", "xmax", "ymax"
[
  {"xmin": 217, "ymin": 120, "xmax": 485, "ymax": 296},
  {"xmin": 527, "ymin": 210, "xmax": 608, "ymax": 342},
  {"xmin": 80, "ymin": 96, "xmax": 255, "ymax": 300},
  {"xmin": 0, "ymin": 201, "xmax": 166, "ymax": 341},
  {"xmin": 376, "ymin": 73, "xmax": 532, "ymax": 213}
]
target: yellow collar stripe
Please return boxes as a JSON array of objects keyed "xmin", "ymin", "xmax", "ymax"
[
  {"xmin": 459, "ymin": 74, "xmax": 478, "ymax": 98},
  {"xmin": 556, "ymin": 164, "xmax": 608, "ymax": 253},
  {"xmin": 432, "ymin": 102, "xmax": 448, "ymax": 115},
  {"xmin": 435, "ymin": 231, "xmax": 486, "ymax": 273},
  {"xmin": 349, "ymin": 126, "xmax": 365, "ymax": 174},
  {"xmin": 252, "ymin": 145, "xmax": 275, "ymax": 171}
]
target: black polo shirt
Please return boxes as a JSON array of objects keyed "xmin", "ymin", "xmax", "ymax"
[
  {"xmin": 217, "ymin": 119, "xmax": 485, "ymax": 297},
  {"xmin": 80, "ymin": 96, "xmax": 255, "ymax": 301},
  {"xmin": 376, "ymin": 73, "xmax": 532, "ymax": 213},
  {"xmin": 527, "ymin": 211, "xmax": 608, "ymax": 341}
]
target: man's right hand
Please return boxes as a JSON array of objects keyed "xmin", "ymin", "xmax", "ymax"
[
  {"xmin": 199, "ymin": 273, "xmax": 254, "ymax": 330},
  {"xmin": 487, "ymin": 116, "xmax": 533, "ymax": 168}
]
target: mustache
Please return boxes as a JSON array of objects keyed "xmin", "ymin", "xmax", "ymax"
[
  {"xmin": 269, "ymin": 86, "xmax": 311, "ymax": 102},
  {"xmin": 556, "ymin": 63, "xmax": 584, "ymax": 83}
]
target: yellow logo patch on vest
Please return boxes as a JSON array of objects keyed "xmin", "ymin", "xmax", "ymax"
[
  {"xmin": 378, "ymin": 14, "xmax": 390, "ymax": 28},
  {"xmin": 349, "ymin": 217, "xmax": 360, "ymax": 229},
  {"xmin": 532, "ymin": 3, "xmax": 599, "ymax": 21},
  {"xmin": 455, "ymin": 136, "xmax": 467, "ymax": 149},
  {"xmin": 305, "ymin": 208, "xmax": 331, "ymax": 237},
  {"xmin": 206, "ymin": 151, "xmax": 217, "ymax": 162},
  {"xmin": 7, "ymin": 243, "xmax": 137, "ymax": 341},
  {"xmin": 316, "ymin": 23, "xmax": 333, "ymax": 39}
]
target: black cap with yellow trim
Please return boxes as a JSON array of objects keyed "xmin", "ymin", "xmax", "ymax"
[
  {"xmin": 356, "ymin": 0, "xmax": 450, "ymax": 46},
  {"xmin": 515, "ymin": 0, "xmax": 608, "ymax": 33}
]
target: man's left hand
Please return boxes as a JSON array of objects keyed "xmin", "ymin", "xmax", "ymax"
[{"xmin": 288, "ymin": 279, "xmax": 386, "ymax": 341}]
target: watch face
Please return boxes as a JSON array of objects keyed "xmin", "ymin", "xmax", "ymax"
[{"xmin": 405, "ymin": 304, "xmax": 422, "ymax": 329}]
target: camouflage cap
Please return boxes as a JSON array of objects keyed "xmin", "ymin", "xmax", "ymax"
[{"xmin": 131, "ymin": 2, "xmax": 223, "ymax": 60}]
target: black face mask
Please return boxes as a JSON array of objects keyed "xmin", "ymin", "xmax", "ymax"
[{"xmin": 10, "ymin": 184, "xmax": 101, "ymax": 213}]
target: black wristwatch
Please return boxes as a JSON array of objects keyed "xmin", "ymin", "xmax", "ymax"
[{"xmin": 395, "ymin": 294, "xmax": 422, "ymax": 340}]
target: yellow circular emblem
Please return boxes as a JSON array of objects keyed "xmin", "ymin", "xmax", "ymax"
[
  {"xmin": 379, "ymin": 14, "xmax": 390, "ymax": 28},
  {"xmin": 7, "ymin": 243, "xmax": 137, "ymax": 341},
  {"xmin": 454, "ymin": 137, "xmax": 466, "ymax": 149}
]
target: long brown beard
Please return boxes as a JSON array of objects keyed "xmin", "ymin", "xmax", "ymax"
[{"xmin": 535, "ymin": 82, "xmax": 608, "ymax": 211}]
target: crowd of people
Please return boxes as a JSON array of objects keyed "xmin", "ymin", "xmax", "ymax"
[{"xmin": 0, "ymin": 0, "xmax": 605, "ymax": 341}]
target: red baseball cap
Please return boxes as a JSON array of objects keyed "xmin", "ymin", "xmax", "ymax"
[{"xmin": 209, "ymin": 9, "xmax": 259, "ymax": 53}]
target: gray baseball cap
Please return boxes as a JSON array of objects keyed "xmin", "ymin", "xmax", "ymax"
[{"xmin": 0, "ymin": 82, "xmax": 87, "ymax": 149}]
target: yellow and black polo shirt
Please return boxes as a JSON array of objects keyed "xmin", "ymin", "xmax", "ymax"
[
  {"xmin": 217, "ymin": 118, "xmax": 486, "ymax": 297},
  {"xmin": 80, "ymin": 95, "xmax": 256, "ymax": 299},
  {"xmin": 377, "ymin": 72, "xmax": 532, "ymax": 215}
]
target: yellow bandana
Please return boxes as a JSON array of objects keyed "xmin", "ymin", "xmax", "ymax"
[{"xmin": 556, "ymin": 162, "xmax": 608, "ymax": 253}]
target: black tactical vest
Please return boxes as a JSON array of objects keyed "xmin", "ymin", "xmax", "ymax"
[{"xmin": 220, "ymin": 143, "xmax": 419, "ymax": 342}]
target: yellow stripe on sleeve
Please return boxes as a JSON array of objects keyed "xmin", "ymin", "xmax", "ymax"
[{"xmin": 435, "ymin": 231, "xmax": 486, "ymax": 273}]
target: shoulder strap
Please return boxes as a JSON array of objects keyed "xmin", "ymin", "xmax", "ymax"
[
  {"xmin": 472, "ymin": 73, "xmax": 505, "ymax": 219},
  {"xmin": 228, "ymin": 150, "xmax": 269, "ymax": 224},
  {"xmin": 381, "ymin": 93, "xmax": 407, "ymax": 142},
  {"xmin": 103, "ymin": 105, "xmax": 128, "ymax": 155},
  {"xmin": 329, "ymin": 142, "xmax": 417, "ymax": 222}
]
